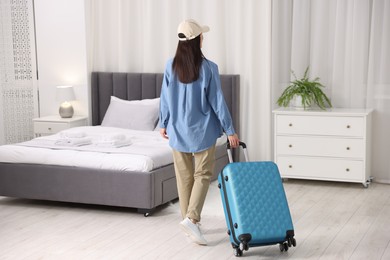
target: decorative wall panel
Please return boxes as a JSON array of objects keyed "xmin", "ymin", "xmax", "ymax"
[{"xmin": 0, "ymin": 0, "xmax": 38, "ymax": 144}]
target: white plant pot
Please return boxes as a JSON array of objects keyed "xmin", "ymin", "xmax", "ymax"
[{"xmin": 291, "ymin": 95, "xmax": 310, "ymax": 110}]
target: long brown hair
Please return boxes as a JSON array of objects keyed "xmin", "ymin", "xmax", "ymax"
[{"xmin": 172, "ymin": 35, "xmax": 204, "ymax": 83}]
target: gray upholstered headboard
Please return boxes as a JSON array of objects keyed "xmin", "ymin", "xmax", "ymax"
[{"xmin": 91, "ymin": 72, "xmax": 240, "ymax": 136}]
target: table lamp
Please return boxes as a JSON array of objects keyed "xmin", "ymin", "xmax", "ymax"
[{"xmin": 56, "ymin": 85, "xmax": 76, "ymax": 118}]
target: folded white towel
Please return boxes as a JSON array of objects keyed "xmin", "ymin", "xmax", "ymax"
[
  {"xmin": 101, "ymin": 133, "xmax": 126, "ymax": 141},
  {"xmin": 55, "ymin": 137, "xmax": 92, "ymax": 147},
  {"xmin": 60, "ymin": 131, "xmax": 87, "ymax": 138},
  {"xmin": 95, "ymin": 138, "xmax": 132, "ymax": 148}
]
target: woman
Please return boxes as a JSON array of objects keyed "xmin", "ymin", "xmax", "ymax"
[{"xmin": 159, "ymin": 19, "xmax": 240, "ymax": 245}]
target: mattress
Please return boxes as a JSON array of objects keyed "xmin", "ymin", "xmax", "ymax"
[{"xmin": 0, "ymin": 126, "xmax": 227, "ymax": 172}]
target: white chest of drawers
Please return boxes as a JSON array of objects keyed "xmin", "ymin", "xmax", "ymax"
[{"xmin": 273, "ymin": 108, "xmax": 373, "ymax": 187}]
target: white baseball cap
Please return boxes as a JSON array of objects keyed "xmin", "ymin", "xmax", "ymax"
[{"xmin": 177, "ymin": 19, "xmax": 210, "ymax": 41}]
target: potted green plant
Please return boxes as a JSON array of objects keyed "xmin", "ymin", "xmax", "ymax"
[{"xmin": 277, "ymin": 67, "xmax": 332, "ymax": 110}]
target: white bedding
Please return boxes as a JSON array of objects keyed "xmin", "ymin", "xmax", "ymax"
[{"xmin": 0, "ymin": 126, "xmax": 227, "ymax": 172}]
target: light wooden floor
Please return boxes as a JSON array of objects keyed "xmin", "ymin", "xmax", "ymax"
[{"xmin": 1, "ymin": 179, "xmax": 390, "ymax": 260}]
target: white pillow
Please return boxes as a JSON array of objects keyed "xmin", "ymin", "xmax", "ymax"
[{"xmin": 101, "ymin": 96, "xmax": 160, "ymax": 131}]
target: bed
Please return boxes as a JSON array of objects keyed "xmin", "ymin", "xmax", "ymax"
[{"xmin": 0, "ymin": 72, "xmax": 240, "ymax": 216}]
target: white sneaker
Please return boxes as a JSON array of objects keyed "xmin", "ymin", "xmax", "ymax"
[{"xmin": 179, "ymin": 218, "xmax": 208, "ymax": 245}]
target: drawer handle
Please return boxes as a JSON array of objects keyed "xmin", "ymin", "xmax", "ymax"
[
  {"xmin": 289, "ymin": 123, "xmax": 293, "ymax": 127},
  {"xmin": 346, "ymin": 125, "xmax": 351, "ymax": 129},
  {"xmin": 288, "ymin": 144, "xmax": 293, "ymax": 148},
  {"xmin": 346, "ymin": 168, "xmax": 350, "ymax": 172},
  {"xmin": 346, "ymin": 147, "xmax": 350, "ymax": 150},
  {"xmin": 288, "ymin": 165, "xmax": 293, "ymax": 168},
  {"xmin": 48, "ymin": 127, "xmax": 52, "ymax": 130}
]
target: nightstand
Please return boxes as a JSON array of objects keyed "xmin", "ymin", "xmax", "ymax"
[{"xmin": 33, "ymin": 115, "xmax": 88, "ymax": 137}]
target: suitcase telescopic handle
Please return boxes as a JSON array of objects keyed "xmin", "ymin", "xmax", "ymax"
[
  {"xmin": 226, "ymin": 141, "xmax": 247, "ymax": 150},
  {"xmin": 226, "ymin": 141, "xmax": 249, "ymax": 163}
]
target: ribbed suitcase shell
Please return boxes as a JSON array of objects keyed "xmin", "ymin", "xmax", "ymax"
[{"xmin": 218, "ymin": 161, "xmax": 294, "ymax": 249}]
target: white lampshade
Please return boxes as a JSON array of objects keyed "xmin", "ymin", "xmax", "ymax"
[
  {"xmin": 56, "ymin": 85, "xmax": 75, "ymax": 102},
  {"xmin": 56, "ymin": 86, "xmax": 76, "ymax": 118}
]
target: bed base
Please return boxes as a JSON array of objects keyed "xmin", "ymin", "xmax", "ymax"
[{"xmin": 0, "ymin": 151, "xmax": 228, "ymax": 216}]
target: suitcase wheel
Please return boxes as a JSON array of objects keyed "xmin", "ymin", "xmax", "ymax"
[
  {"xmin": 239, "ymin": 242, "xmax": 249, "ymax": 251},
  {"xmin": 232, "ymin": 244, "xmax": 243, "ymax": 257},
  {"xmin": 291, "ymin": 237, "xmax": 297, "ymax": 247},
  {"xmin": 233, "ymin": 247, "xmax": 243, "ymax": 257},
  {"xmin": 279, "ymin": 242, "xmax": 289, "ymax": 252},
  {"xmin": 287, "ymin": 237, "xmax": 297, "ymax": 247},
  {"xmin": 280, "ymin": 237, "xmax": 297, "ymax": 252}
]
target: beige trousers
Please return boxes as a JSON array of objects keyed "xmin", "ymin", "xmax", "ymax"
[{"xmin": 172, "ymin": 145, "xmax": 216, "ymax": 222}]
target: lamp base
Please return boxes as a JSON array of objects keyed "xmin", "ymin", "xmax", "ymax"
[{"xmin": 59, "ymin": 102, "xmax": 74, "ymax": 118}]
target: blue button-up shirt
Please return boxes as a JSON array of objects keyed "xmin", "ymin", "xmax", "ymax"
[{"xmin": 159, "ymin": 58, "xmax": 236, "ymax": 153}]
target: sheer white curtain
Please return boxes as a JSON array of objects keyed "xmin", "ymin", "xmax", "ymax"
[
  {"xmin": 272, "ymin": 0, "xmax": 390, "ymax": 183},
  {"xmin": 85, "ymin": 0, "xmax": 272, "ymax": 161}
]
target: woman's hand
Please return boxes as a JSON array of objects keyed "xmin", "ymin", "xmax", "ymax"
[
  {"xmin": 228, "ymin": 133, "xmax": 239, "ymax": 148},
  {"xmin": 160, "ymin": 128, "xmax": 169, "ymax": 139}
]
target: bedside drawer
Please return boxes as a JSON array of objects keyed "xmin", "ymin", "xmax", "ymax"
[
  {"xmin": 276, "ymin": 115, "xmax": 365, "ymax": 137},
  {"xmin": 276, "ymin": 136, "xmax": 365, "ymax": 158},
  {"xmin": 277, "ymin": 156, "xmax": 364, "ymax": 181},
  {"xmin": 34, "ymin": 122, "xmax": 69, "ymax": 134}
]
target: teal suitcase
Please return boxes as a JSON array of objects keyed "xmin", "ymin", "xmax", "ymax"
[{"xmin": 218, "ymin": 142, "xmax": 296, "ymax": 257}]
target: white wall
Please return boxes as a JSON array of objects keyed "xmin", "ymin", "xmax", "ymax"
[{"xmin": 34, "ymin": 0, "xmax": 89, "ymax": 119}]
